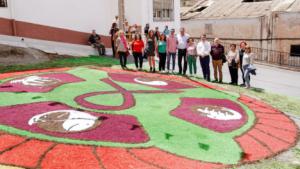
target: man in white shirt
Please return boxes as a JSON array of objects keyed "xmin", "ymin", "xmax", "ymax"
[
  {"xmin": 177, "ymin": 27, "xmax": 190, "ymax": 75},
  {"xmin": 113, "ymin": 16, "xmax": 119, "ymax": 28},
  {"xmin": 197, "ymin": 34, "xmax": 211, "ymax": 81}
]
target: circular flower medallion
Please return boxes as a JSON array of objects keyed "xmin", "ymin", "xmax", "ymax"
[{"xmin": 28, "ymin": 110, "xmax": 101, "ymax": 133}]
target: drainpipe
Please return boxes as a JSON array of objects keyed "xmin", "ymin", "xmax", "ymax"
[
  {"xmin": 259, "ymin": 16, "xmax": 264, "ymax": 50},
  {"xmin": 9, "ymin": 0, "xmax": 17, "ymax": 36},
  {"xmin": 258, "ymin": 16, "xmax": 264, "ymax": 60}
]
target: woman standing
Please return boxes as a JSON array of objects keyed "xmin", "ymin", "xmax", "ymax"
[
  {"xmin": 226, "ymin": 44, "xmax": 240, "ymax": 85},
  {"xmin": 239, "ymin": 41, "xmax": 247, "ymax": 86},
  {"xmin": 187, "ymin": 38, "xmax": 197, "ymax": 76},
  {"xmin": 157, "ymin": 34, "xmax": 167, "ymax": 72},
  {"xmin": 131, "ymin": 34, "xmax": 145, "ymax": 70},
  {"xmin": 145, "ymin": 30, "xmax": 156, "ymax": 73},
  {"xmin": 243, "ymin": 46, "xmax": 255, "ymax": 89},
  {"xmin": 109, "ymin": 23, "xmax": 119, "ymax": 58},
  {"xmin": 115, "ymin": 30, "xmax": 129, "ymax": 69}
]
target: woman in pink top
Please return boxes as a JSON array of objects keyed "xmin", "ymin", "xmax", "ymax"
[
  {"xmin": 167, "ymin": 29, "xmax": 177, "ymax": 73},
  {"xmin": 187, "ymin": 38, "xmax": 197, "ymax": 76}
]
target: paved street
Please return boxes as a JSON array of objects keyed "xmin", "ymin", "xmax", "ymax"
[
  {"xmin": 140, "ymin": 57, "xmax": 300, "ymax": 99},
  {"xmin": 190, "ymin": 61, "xmax": 300, "ymax": 99},
  {"xmin": 241, "ymin": 64, "xmax": 300, "ymax": 99}
]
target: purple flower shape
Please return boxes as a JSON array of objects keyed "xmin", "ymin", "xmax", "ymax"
[
  {"xmin": 171, "ymin": 98, "xmax": 248, "ymax": 133},
  {"xmin": 0, "ymin": 102, "xmax": 149, "ymax": 143},
  {"xmin": 0, "ymin": 73, "xmax": 84, "ymax": 93}
]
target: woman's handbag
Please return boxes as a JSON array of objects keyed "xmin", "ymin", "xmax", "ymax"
[
  {"xmin": 248, "ymin": 64, "xmax": 257, "ymax": 75},
  {"xmin": 126, "ymin": 50, "xmax": 130, "ymax": 57},
  {"xmin": 143, "ymin": 49, "xmax": 149, "ymax": 60}
]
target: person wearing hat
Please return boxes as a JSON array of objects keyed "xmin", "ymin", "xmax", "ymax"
[{"xmin": 167, "ymin": 29, "xmax": 177, "ymax": 73}]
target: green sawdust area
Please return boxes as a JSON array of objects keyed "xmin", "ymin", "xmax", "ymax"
[
  {"xmin": 0, "ymin": 67, "xmax": 256, "ymax": 165},
  {"xmin": 0, "ymin": 55, "xmax": 119, "ymax": 73}
]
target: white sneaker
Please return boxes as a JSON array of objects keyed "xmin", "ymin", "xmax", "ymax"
[{"xmin": 245, "ymin": 86, "xmax": 251, "ymax": 89}]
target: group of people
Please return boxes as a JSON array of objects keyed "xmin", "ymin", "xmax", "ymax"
[{"xmin": 90, "ymin": 23, "xmax": 256, "ymax": 89}]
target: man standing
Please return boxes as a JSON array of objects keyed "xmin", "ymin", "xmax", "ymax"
[
  {"xmin": 113, "ymin": 16, "xmax": 119, "ymax": 28},
  {"xmin": 210, "ymin": 38, "xmax": 225, "ymax": 83},
  {"xmin": 144, "ymin": 23, "xmax": 150, "ymax": 36},
  {"xmin": 163, "ymin": 25, "xmax": 170, "ymax": 36},
  {"xmin": 197, "ymin": 34, "xmax": 211, "ymax": 81},
  {"xmin": 167, "ymin": 29, "xmax": 177, "ymax": 73},
  {"xmin": 239, "ymin": 41, "xmax": 247, "ymax": 86},
  {"xmin": 88, "ymin": 30, "xmax": 106, "ymax": 56},
  {"xmin": 177, "ymin": 27, "xmax": 190, "ymax": 75}
]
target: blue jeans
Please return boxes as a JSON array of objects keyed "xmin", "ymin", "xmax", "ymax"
[
  {"xmin": 167, "ymin": 52, "xmax": 176, "ymax": 71},
  {"xmin": 243, "ymin": 64, "xmax": 251, "ymax": 87},
  {"xmin": 200, "ymin": 56, "xmax": 210, "ymax": 81}
]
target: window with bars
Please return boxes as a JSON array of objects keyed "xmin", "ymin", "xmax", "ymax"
[
  {"xmin": 205, "ymin": 24, "xmax": 213, "ymax": 35},
  {"xmin": 0, "ymin": 0, "xmax": 7, "ymax": 7},
  {"xmin": 153, "ymin": 0, "xmax": 174, "ymax": 21},
  {"xmin": 291, "ymin": 45, "xmax": 300, "ymax": 57}
]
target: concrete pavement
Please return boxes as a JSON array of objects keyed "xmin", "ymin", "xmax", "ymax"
[{"xmin": 137, "ymin": 57, "xmax": 300, "ymax": 99}]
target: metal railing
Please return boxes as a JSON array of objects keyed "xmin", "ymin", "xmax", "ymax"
[
  {"xmin": 221, "ymin": 42, "xmax": 300, "ymax": 68},
  {"xmin": 192, "ymin": 38, "xmax": 300, "ymax": 68}
]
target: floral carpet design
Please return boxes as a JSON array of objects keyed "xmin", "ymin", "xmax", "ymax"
[{"xmin": 0, "ymin": 67, "xmax": 298, "ymax": 169}]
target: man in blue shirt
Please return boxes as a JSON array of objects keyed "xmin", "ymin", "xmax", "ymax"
[{"xmin": 163, "ymin": 25, "xmax": 170, "ymax": 36}]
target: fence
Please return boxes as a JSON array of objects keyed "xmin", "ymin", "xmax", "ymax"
[
  {"xmin": 193, "ymin": 38, "xmax": 300, "ymax": 69},
  {"xmin": 223, "ymin": 42, "xmax": 300, "ymax": 68}
]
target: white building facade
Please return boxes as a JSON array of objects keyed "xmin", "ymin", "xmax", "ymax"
[{"xmin": 0, "ymin": 0, "xmax": 181, "ymax": 48}]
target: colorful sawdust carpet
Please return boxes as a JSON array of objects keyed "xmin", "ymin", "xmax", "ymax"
[{"xmin": 0, "ymin": 67, "xmax": 298, "ymax": 169}]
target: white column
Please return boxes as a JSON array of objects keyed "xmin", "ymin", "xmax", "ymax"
[
  {"xmin": 9, "ymin": 0, "xmax": 14, "ymax": 19},
  {"xmin": 118, "ymin": 0, "xmax": 125, "ymax": 30}
]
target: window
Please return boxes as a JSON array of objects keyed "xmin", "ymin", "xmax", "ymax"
[
  {"xmin": 290, "ymin": 45, "xmax": 300, "ymax": 57},
  {"xmin": 243, "ymin": 0, "xmax": 271, "ymax": 2},
  {"xmin": 205, "ymin": 24, "xmax": 213, "ymax": 35},
  {"xmin": 153, "ymin": 0, "xmax": 174, "ymax": 21},
  {"xmin": 0, "ymin": 0, "xmax": 7, "ymax": 7},
  {"xmin": 194, "ymin": 6, "xmax": 208, "ymax": 13}
]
